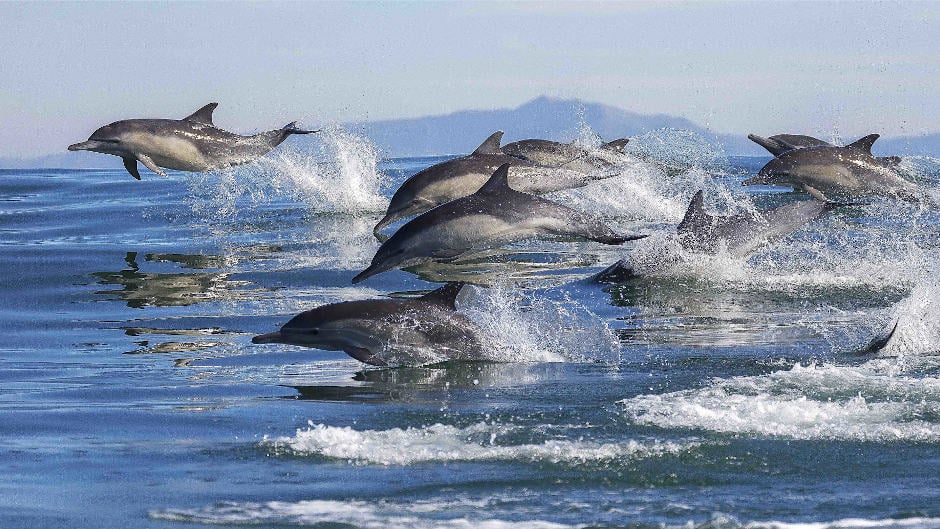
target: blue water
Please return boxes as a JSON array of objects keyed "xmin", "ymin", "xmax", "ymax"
[{"xmin": 2, "ymin": 130, "xmax": 940, "ymax": 529}]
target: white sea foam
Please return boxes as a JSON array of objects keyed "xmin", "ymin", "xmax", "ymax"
[
  {"xmin": 150, "ymin": 498, "xmax": 581, "ymax": 528},
  {"xmin": 694, "ymin": 515, "xmax": 940, "ymax": 529},
  {"xmin": 620, "ymin": 362, "xmax": 940, "ymax": 442},
  {"xmin": 264, "ymin": 421, "xmax": 699, "ymax": 466},
  {"xmin": 461, "ymin": 284, "xmax": 622, "ymax": 364},
  {"xmin": 186, "ymin": 124, "xmax": 389, "ymax": 219}
]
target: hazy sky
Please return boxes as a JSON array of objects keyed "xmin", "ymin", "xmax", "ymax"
[{"xmin": 1, "ymin": 1, "xmax": 938, "ymax": 158}]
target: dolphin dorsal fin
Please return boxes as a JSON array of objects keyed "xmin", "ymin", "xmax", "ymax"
[
  {"xmin": 677, "ymin": 190, "xmax": 713, "ymax": 233},
  {"xmin": 472, "ymin": 131, "xmax": 504, "ymax": 155},
  {"xmin": 846, "ymin": 134, "xmax": 879, "ymax": 153},
  {"xmin": 601, "ymin": 138, "xmax": 630, "ymax": 153},
  {"xmin": 420, "ymin": 282, "xmax": 465, "ymax": 309},
  {"xmin": 183, "ymin": 103, "xmax": 218, "ymax": 125},
  {"xmin": 476, "ymin": 163, "xmax": 514, "ymax": 195}
]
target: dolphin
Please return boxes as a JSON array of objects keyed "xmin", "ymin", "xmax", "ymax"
[
  {"xmin": 252, "ymin": 283, "xmax": 485, "ymax": 366},
  {"xmin": 748, "ymin": 133, "xmax": 903, "ymax": 167},
  {"xmin": 501, "ymin": 137, "xmax": 630, "ymax": 173},
  {"xmin": 594, "ymin": 190, "xmax": 854, "ymax": 282},
  {"xmin": 373, "ymin": 131, "xmax": 614, "ymax": 234},
  {"xmin": 355, "ymin": 163, "xmax": 646, "ymax": 283},
  {"xmin": 743, "ymin": 134, "xmax": 917, "ymax": 199},
  {"xmin": 68, "ymin": 103, "xmax": 318, "ymax": 180}
]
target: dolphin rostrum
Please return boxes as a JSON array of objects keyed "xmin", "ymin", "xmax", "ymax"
[
  {"xmin": 501, "ymin": 137, "xmax": 630, "ymax": 174},
  {"xmin": 374, "ymin": 131, "xmax": 614, "ymax": 234},
  {"xmin": 594, "ymin": 190, "xmax": 855, "ymax": 282},
  {"xmin": 743, "ymin": 134, "xmax": 916, "ymax": 199},
  {"xmin": 68, "ymin": 103, "xmax": 318, "ymax": 180},
  {"xmin": 748, "ymin": 132, "xmax": 902, "ymax": 166},
  {"xmin": 355, "ymin": 163, "xmax": 646, "ymax": 283},
  {"xmin": 252, "ymin": 282, "xmax": 485, "ymax": 366}
]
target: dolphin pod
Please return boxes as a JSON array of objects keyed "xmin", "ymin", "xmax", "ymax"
[
  {"xmin": 353, "ymin": 163, "xmax": 647, "ymax": 284},
  {"xmin": 65, "ymin": 108, "xmax": 919, "ymax": 365},
  {"xmin": 68, "ymin": 103, "xmax": 318, "ymax": 179},
  {"xmin": 373, "ymin": 131, "xmax": 620, "ymax": 235}
]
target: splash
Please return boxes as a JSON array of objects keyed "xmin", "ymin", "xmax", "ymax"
[
  {"xmin": 263, "ymin": 420, "xmax": 699, "ymax": 466},
  {"xmin": 863, "ymin": 271, "xmax": 940, "ymax": 371},
  {"xmin": 184, "ymin": 124, "xmax": 389, "ymax": 221},
  {"xmin": 625, "ymin": 127, "xmax": 729, "ymax": 175},
  {"xmin": 461, "ymin": 284, "xmax": 621, "ymax": 363},
  {"xmin": 619, "ymin": 362, "xmax": 940, "ymax": 442}
]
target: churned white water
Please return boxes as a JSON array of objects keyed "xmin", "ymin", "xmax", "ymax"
[{"xmin": 263, "ymin": 420, "xmax": 699, "ymax": 466}]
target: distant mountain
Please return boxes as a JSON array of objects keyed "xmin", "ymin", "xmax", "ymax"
[
  {"xmin": 349, "ymin": 96, "xmax": 759, "ymax": 157},
  {"xmin": 3, "ymin": 97, "xmax": 938, "ymax": 168}
]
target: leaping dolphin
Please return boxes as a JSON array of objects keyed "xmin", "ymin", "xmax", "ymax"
[
  {"xmin": 594, "ymin": 190, "xmax": 856, "ymax": 282},
  {"xmin": 501, "ymin": 137, "xmax": 630, "ymax": 174},
  {"xmin": 252, "ymin": 283, "xmax": 485, "ymax": 366},
  {"xmin": 743, "ymin": 134, "xmax": 917, "ymax": 199},
  {"xmin": 373, "ymin": 131, "xmax": 614, "ymax": 234},
  {"xmin": 68, "ymin": 103, "xmax": 318, "ymax": 180},
  {"xmin": 748, "ymin": 132, "xmax": 902, "ymax": 166},
  {"xmin": 355, "ymin": 163, "xmax": 646, "ymax": 283}
]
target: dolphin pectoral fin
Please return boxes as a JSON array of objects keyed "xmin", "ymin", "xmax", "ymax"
[
  {"xmin": 373, "ymin": 231, "xmax": 390, "ymax": 243},
  {"xmin": 136, "ymin": 154, "xmax": 167, "ymax": 176},
  {"xmin": 122, "ymin": 157, "xmax": 142, "ymax": 180},
  {"xmin": 430, "ymin": 248, "xmax": 466, "ymax": 262},
  {"xmin": 344, "ymin": 347, "xmax": 388, "ymax": 366},
  {"xmin": 801, "ymin": 184, "xmax": 829, "ymax": 202}
]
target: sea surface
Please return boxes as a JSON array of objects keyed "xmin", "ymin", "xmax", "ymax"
[{"xmin": 2, "ymin": 128, "xmax": 940, "ymax": 529}]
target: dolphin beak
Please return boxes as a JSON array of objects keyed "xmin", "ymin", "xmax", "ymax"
[
  {"xmin": 68, "ymin": 140, "xmax": 97, "ymax": 151},
  {"xmin": 252, "ymin": 331, "xmax": 283, "ymax": 344},
  {"xmin": 351, "ymin": 261, "xmax": 389, "ymax": 284}
]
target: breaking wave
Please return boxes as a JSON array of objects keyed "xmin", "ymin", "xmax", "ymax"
[
  {"xmin": 619, "ymin": 362, "xmax": 940, "ymax": 442},
  {"xmin": 262, "ymin": 420, "xmax": 699, "ymax": 466}
]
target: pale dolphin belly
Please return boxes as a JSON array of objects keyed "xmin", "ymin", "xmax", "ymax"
[{"xmin": 125, "ymin": 132, "xmax": 211, "ymax": 172}]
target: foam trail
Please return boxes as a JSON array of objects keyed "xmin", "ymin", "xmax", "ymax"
[
  {"xmin": 151, "ymin": 499, "xmax": 581, "ymax": 528},
  {"xmin": 461, "ymin": 284, "xmax": 621, "ymax": 364},
  {"xmin": 620, "ymin": 362, "xmax": 940, "ymax": 442},
  {"xmin": 185, "ymin": 123, "xmax": 389, "ymax": 220},
  {"xmin": 263, "ymin": 420, "xmax": 699, "ymax": 465}
]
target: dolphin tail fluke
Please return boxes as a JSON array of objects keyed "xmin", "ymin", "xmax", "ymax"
[
  {"xmin": 594, "ymin": 233, "xmax": 648, "ymax": 245},
  {"xmin": 282, "ymin": 121, "xmax": 320, "ymax": 135}
]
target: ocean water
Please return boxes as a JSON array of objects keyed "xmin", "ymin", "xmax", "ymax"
[{"xmin": 2, "ymin": 129, "xmax": 939, "ymax": 529}]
